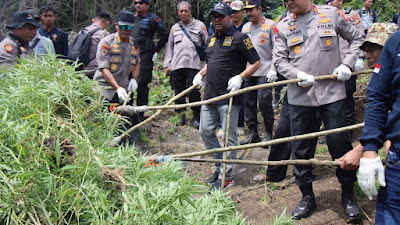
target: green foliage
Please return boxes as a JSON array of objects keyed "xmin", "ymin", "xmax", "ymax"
[
  {"xmin": 0, "ymin": 55, "xmax": 246, "ymax": 224},
  {"xmin": 266, "ymin": 208, "xmax": 295, "ymax": 225},
  {"xmin": 148, "ymin": 64, "xmax": 173, "ymax": 106}
]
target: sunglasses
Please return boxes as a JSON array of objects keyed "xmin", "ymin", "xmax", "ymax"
[
  {"xmin": 119, "ymin": 25, "xmax": 133, "ymax": 31},
  {"xmin": 212, "ymin": 14, "xmax": 227, "ymax": 20},
  {"xmin": 135, "ymin": 2, "xmax": 145, "ymax": 5}
]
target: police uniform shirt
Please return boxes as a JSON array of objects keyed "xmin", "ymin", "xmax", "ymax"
[
  {"xmin": 93, "ymin": 33, "xmax": 140, "ymax": 101},
  {"xmin": 30, "ymin": 33, "xmax": 55, "ymax": 57},
  {"xmin": 39, "ymin": 26, "xmax": 69, "ymax": 56},
  {"xmin": 242, "ymin": 17, "xmax": 276, "ymax": 77},
  {"xmin": 274, "ymin": 5, "xmax": 364, "ymax": 107},
  {"xmin": 360, "ymin": 7, "xmax": 377, "ymax": 31},
  {"xmin": 339, "ymin": 10, "xmax": 365, "ymax": 60},
  {"xmin": 163, "ymin": 18, "xmax": 208, "ymax": 71},
  {"xmin": 204, "ymin": 27, "xmax": 260, "ymax": 105},
  {"xmin": 81, "ymin": 23, "xmax": 109, "ymax": 72},
  {"xmin": 0, "ymin": 34, "xmax": 34, "ymax": 69}
]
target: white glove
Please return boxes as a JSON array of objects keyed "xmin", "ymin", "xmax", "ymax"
[
  {"xmin": 266, "ymin": 69, "xmax": 278, "ymax": 83},
  {"xmin": 227, "ymin": 75, "xmax": 243, "ymax": 92},
  {"xmin": 116, "ymin": 87, "xmax": 129, "ymax": 104},
  {"xmin": 128, "ymin": 79, "xmax": 138, "ymax": 92},
  {"xmin": 333, "ymin": 64, "xmax": 352, "ymax": 81},
  {"xmin": 152, "ymin": 52, "xmax": 158, "ymax": 62},
  {"xmin": 355, "ymin": 58, "xmax": 364, "ymax": 71},
  {"xmin": 192, "ymin": 73, "xmax": 203, "ymax": 89},
  {"xmin": 296, "ymin": 71, "xmax": 315, "ymax": 87},
  {"xmin": 358, "ymin": 156, "xmax": 386, "ymax": 200}
]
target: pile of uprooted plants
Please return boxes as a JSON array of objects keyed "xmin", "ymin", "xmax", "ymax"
[{"xmin": 0, "ymin": 55, "xmax": 245, "ymax": 224}]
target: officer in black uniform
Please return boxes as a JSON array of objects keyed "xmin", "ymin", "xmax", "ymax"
[{"xmin": 132, "ymin": 0, "xmax": 169, "ymax": 121}]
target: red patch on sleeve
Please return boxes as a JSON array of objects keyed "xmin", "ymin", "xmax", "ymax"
[
  {"xmin": 350, "ymin": 14, "xmax": 360, "ymax": 25},
  {"xmin": 373, "ymin": 64, "xmax": 381, "ymax": 73},
  {"xmin": 156, "ymin": 18, "xmax": 162, "ymax": 22},
  {"xmin": 4, "ymin": 45, "xmax": 13, "ymax": 53}
]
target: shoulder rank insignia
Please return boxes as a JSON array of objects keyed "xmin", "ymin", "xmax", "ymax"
[
  {"xmin": 4, "ymin": 45, "xmax": 13, "ymax": 53},
  {"xmin": 318, "ymin": 19, "xmax": 331, "ymax": 23},
  {"xmin": 288, "ymin": 25, "xmax": 297, "ymax": 31},
  {"xmin": 313, "ymin": 5, "xmax": 319, "ymax": 13},
  {"xmin": 338, "ymin": 9, "xmax": 349, "ymax": 21}
]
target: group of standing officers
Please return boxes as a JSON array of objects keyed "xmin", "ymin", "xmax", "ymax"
[{"xmin": 0, "ymin": 0, "xmax": 399, "ymax": 224}]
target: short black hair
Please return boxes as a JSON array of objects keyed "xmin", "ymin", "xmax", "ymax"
[
  {"xmin": 95, "ymin": 10, "xmax": 111, "ymax": 22},
  {"xmin": 40, "ymin": 6, "xmax": 57, "ymax": 15}
]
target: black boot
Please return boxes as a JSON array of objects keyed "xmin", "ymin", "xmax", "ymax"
[
  {"xmin": 179, "ymin": 114, "xmax": 186, "ymax": 126},
  {"xmin": 193, "ymin": 111, "xmax": 200, "ymax": 129},
  {"xmin": 292, "ymin": 183, "xmax": 317, "ymax": 220},
  {"xmin": 206, "ymin": 171, "xmax": 219, "ymax": 184},
  {"xmin": 341, "ymin": 183, "xmax": 361, "ymax": 224},
  {"xmin": 240, "ymin": 132, "xmax": 261, "ymax": 145}
]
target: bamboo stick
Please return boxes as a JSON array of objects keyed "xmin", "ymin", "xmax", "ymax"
[
  {"xmin": 221, "ymin": 97, "xmax": 233, "ymax": 191},
  {"xmin": 116, "ymin": 70, "xmax": 373, "ymax": 114},
  {"xmin": 177, "ymin": 158, "xmax": 342, "ymax": 167},
  {"xmin": 170, "ymin": 123, "xmax": 364, "ymax": 158},
  {"xmin": 111, "ymin": 83, "xmax": 199, "ymax": 146}
]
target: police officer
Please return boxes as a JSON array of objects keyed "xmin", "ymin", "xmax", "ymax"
[
  {"xmin": 273, "ymin": 0, "xmax": 364, "ymax": 221},
  {"xmin": 163, "ymin": 1, "xmax": 207, "ymax": 128},
  {"xmin": 358, "ymin": 0, "xmax": 378, "ymax": 33},
  {"xmin": 358, "ymin": 25, "xmax": 400, "ymax": 225},
  {"xmin": 327, "ymin": 0, "xmax": 365, "ymax": 141},
  {"xmin": 132, "ymin": 0, "xmax": 169, "ymax": 121},
  {"xmin": 193, "ymin": 2, "xmax": 261, "ymax": 191},
  {"xmin": 240, "ymin": 0, "xmax": 275, "ymax": 145},
  {"xmin": 80, "ymin": 10, "xmax": 111, "ymax": 79},
  {"xmin": 93, "ymin": 10, "xmax": 141, "ymax": 144},
  {"xmin": 39, "ymin": 6, "xmax": 69, "ymax": 57},
  {"xmin": 0, "ymin": 10, "xmax": 40, "ymax": 69},
  {"xmin": 28, "ymin": 8, "xmax": 55, "ymax": 58}
]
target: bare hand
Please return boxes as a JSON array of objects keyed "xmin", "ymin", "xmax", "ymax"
[
  {"xmin": 165, "ymin": 67, "xmax": 172, "ymax": 74},
  {"xmin": 337, "ymin": 144, "xmax": 363, "ymax": 171}
]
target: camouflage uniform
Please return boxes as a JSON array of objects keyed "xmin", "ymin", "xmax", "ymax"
[{"xmin": 360, "ymin": 22, "xmax": 399, "ymax": 49}]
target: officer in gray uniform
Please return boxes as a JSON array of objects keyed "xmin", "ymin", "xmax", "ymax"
[
  {"xmin": 80, "ymin": 10, "xmax": 111, "ymax": 79},
  {"xmin": 163, "ymin": 1, "xmax": 208, "ymax": 128},
  {"xmin": 326, "ymin": 0, "xmax": 365, "ymax": 141},
  {"xmin": 94, "ymin": 10, "xmax": 141, "ymax": 144},
  {"xmin": 0, "ymin": 10, "xmax": 40, "ymax": 69},
  {"xmin": 273, "ymin": 0, "xmax": 364, "ymax": 221},
  {"xmin": 132, "ymin": 0, "xmax": 169, "ymax": 121},
  {"xmin": 30, "ymin": 32, "xmax": 55, "ymax": 57},
  {"xmin": 240, "ymin": 0, "xmax": 275, "ymax": 144}
]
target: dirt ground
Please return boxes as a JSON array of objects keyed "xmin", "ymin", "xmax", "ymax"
[{"xmin": 134, "ymin": 81, "xmax": 375, "ymax": 225}]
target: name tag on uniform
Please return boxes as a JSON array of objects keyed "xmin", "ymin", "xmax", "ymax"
[{"xmin": 223, "ymin": 36, "xmax": 233, "ymax": 46}]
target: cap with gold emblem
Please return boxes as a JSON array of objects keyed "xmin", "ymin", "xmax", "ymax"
[
  {"xmin": 244, "ymin": 0, "xmax": 261, "ymax": 9},
  {"xmin": 7, "ymin": 10, "xmax": 40, "ymax": 30}
]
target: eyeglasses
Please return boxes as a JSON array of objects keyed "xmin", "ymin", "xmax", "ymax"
[
  {"xmin": 119, "ymin": 25, "xmax": 133, "ymax": 31},
  {"xmin": 135, "ymin": 1, "xmax": 144, "ymax": 5},
  {"xmin": 212, "ymin": 14, "xmax": 227, "ymax": 20}
]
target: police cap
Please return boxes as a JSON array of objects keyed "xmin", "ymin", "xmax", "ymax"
[
  {"xmin": 117, "ymin": 10, "xmax": 135, "ymax": 26},
  {"xmin": 244, "ymin": 0, "xmax": 261, "ymax": 9},
  {"xmin": 210, "ymin": 2, "xmax": 233, "ymax": 16},
  {"xmin": 7, "ymin": 10, "xmax": 41, "ymax": 30}
]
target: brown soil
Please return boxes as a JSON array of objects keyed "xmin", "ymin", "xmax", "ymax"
[{"xmin": 134, "ymin": 82, "xmax": 374, "ymax": 225}]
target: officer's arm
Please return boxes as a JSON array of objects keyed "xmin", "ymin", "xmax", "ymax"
[
  {"xmin": 101, "ymin": 68, "xmax": 120, "ymax": 90},
  {"xmin": 337, "ymin": 12, "xmax": 364, "ymax": 70},
  {"xmin": 131, "ymin": 63, "xmax": 140, "ymax": 80},
  {"xmin": 153, "ymin": 16, "xmax": 169, "ymax": 53},
  {"xmin": 163, "ymin": 27, "xmax": 174, "ymax": 69},
  {"xmin": 0, "ymin": 42, "xmax": 18, "ymax": 69},
  {"xmin": 240, "ymin": 60, "xmax": 261, "ymax": 79},
  {"xmin": 198, "ymin": 64, "xmax": 207, "ymax": 77}
]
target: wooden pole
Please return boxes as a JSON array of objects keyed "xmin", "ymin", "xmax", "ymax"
[
  {"xmin": 116, "ymin": 70, "xmax": 373, "ymax": 114},
  {"xmin": 170, "ymin": 123, "xmax": 364, "ymax": 158},
  {"xmin": 221, "ymin": 97, "xmax": 233, "ymax": 191},
  {"xmin": 111, "ymin": 84, "xmax": 198, "ymax": 146},
  {"xmin": 177, "ymin": 158, "xmax": 342, "ymax": 167}
]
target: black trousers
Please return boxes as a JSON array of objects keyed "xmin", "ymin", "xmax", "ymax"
[
  {"xmin": 137, "ymin": 68, "xmax": 153, "ymax": 107},
  {"xmin": 266, "ymin": 94, "xmax": 319, "ymax": 181},
  {"xmin": 242, "ymin": 76, "xmax": 274, "ymax": 135},
  {"xmin": 343, "ymin": 76, "xmax": 357, "ymax": 127},
  {"xmin": 170, "ymin": 68, "xmax": 201, "ymax": 116},
  {"xmin": 289, "ymin": 100, "xmax": 356, "ymax": 186}
]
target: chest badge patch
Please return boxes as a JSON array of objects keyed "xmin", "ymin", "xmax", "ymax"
[
  {"xmin": 293, "ymin": 45, "xmax": 301, "ymax": 54},
  {"xmin": 325, "ymin": 39, "xmax": 332, "ymax": 46},
  {"xmin": 318, "ymin": 19, "xmax": 331, "ymax": 23},
  {"xmin": 51, "ymin": 33, "xmax": 57, "ymax": 41},
  {"xmin": 4, "ymin": 45, "xmax": 13, "ymax": 53},
  {"xmin": 110, "ymin": 63, "xmax": 117, "ymax": 71},
  {"xmin": 261, "ymin": 24, "xmax": 270, "ymax": 30},
  {"xmin": 112, "ymin": 44, "xmax": 119, "ymax": 48},
  {"xmin": 289, "ymin": 21, "xmax": 295, "ymax": 26},
  {"xmin": 288, "ymin": 25, "xmax": 297, "ymax": 31},
  {"xmin": 244, "ymin": 38, "xmax": 254, "ymax": 50},
  {"xmin": 319, "ymin": 13, "xmax": 326, "ymax": 18},
  {"xmin": 323, "ymin": 30, "xmax": 332, "ymax": 35},
  {"xmin": 112, "ymin": 48, "xmax": 120, "ymax": 53},
  {"xmin": 291, "ymin": 38, "xmax": 300, "ymax": 43},
  {"xmin": 208, "ymin": 37, "xmax": 216, "ymax": 47},
  {"xmin": 260, "ymin": 33, "xmax": 267, "ymax": 38},
  {"xmin": 223, "ymin": 36, "xmax": 233, "ymax": 46}
]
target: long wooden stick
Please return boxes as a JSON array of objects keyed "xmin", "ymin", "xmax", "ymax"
[
  {"xmin": 221, "ymin": 97, "xmax": 233, "ymax": 191},
  {"xmin": 116, "ymin": 70, "xmax": 372, "ymax": 114},
  {"xmin": 111, "ymin": 84, "xmax": 198, "ymax": 146},
  {"xmin": 177, "ymin": 158, "xmax": 342, "ymax": 167},
  {"xmin": 170, "ymin": 123, "xmax": 364, "ymax": 158}
]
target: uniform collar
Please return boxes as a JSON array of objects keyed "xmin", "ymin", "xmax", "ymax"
[
  {"xmin": 215, "ymin": 26, "xmax": 235, "ymax": 38},
  {"xmin": 292, "ymin": 4, "xmax": 319, "ymax": 20},
  {"xmin": 180, "ymin": 18, "xmax": 195, "ymax": 26},
  {"xmin": 135, "ymin": 11, "xmax": 148, "ymax": 17},
  {"xmin": 115, "ymin": 33, "xmax": 133, "ymax": 45},
  {"xmin": 9, "ymin": 33, "xmax": 29, "ymax": 47}
]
